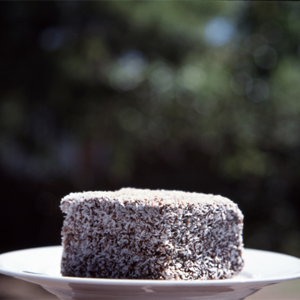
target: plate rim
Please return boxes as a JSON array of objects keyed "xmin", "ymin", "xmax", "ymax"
[{"xmin": 0, "ymin": 246, "xmax": 300, "ymax": 286}]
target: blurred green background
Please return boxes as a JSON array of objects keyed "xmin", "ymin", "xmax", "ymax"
[{"xmin": 0, "ymin": 1, "xmax": 299, "ymax": 258}]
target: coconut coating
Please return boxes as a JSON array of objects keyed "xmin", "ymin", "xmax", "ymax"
[{"xmin": 60, "ymin": 188, "xmax": 244, "ymax": 280}]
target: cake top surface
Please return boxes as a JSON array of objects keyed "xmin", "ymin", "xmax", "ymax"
[{"xmin": 61, "ymin": 187, "xmax": 237, "ymax": 208}]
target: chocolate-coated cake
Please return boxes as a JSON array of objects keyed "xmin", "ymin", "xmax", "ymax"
[{"xmin": 60, "ymin": 188, "xmax": 244, "ymax": 280}]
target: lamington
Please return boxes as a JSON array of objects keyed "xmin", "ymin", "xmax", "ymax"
[{"xmin": 60, "ymin": 188, "xmax": 244, "ymax": 280}]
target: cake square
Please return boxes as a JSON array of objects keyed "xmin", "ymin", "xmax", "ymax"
[{"xmin": 60, "ymin": 188, "xmax": 244, "ymax": 280}]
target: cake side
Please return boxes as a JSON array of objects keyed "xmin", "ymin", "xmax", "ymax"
[{"xmin": 60, "ymin": 188, "xmax": 244, "ymax": 280}]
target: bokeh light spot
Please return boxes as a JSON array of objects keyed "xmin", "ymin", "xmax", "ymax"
[
  {"xmin": 254, "ymin": 45, "xmax": 278, "ymax": 70},
  {"xmin": 149, "ymin": 64, "xmax": 174, "ymax": 93},
  {"xmin": 177, "ymin": 65, "xmax": 206, "ymax": 91},
  {"xmin": 204, "ymin": 17, "xmax": 234, "ymax": 46},
  {"xmin": 230, "ymin": 72, "xmax": 252, "ymax": 96},
  {"xmin": 109, "ymin": 50, "xmax": 147, "ymax": 91},
  {"xmin": 246, "ymin": 78, "xmax": 269, "ymax": 102}
]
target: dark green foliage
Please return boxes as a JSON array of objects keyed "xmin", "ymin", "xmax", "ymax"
[{"xmin": 0, "ymin": 2, "xmax": 299, "ymax": 257}]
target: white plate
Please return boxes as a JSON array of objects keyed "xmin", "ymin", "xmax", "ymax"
[{"xmin": 0, "ymin": 246, "xmax": 300, "ymax": 300}]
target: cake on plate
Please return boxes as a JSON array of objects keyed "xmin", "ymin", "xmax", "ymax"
[{"xmin": 60, "ymin": 188, "xmax": 244, "ymax": 280}]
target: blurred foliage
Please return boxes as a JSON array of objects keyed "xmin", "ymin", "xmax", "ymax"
[{"xmin": 0, "ymin": 2, "xmax": 300, "ymax": 256}]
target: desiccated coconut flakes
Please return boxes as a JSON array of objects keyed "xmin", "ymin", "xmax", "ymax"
[{"xmin": 60, "ymin": 188, "xmax": 244, "ymax": 280}]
